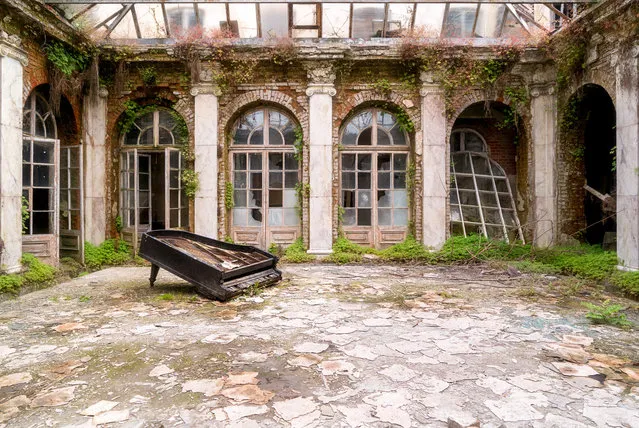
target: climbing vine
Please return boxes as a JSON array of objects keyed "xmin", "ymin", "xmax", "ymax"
[
  {"xmin": 295, "ymin": 182, "xmax": 310, "ymax": 220},
  {"xmin": 181, "ymin": 170, "xmax": 200, "ymax": 199},
  {"xmin": 225, "ymin": 181, "xmax": 234, "ymax": 210},
  {"xmin": 44, "ymin": 40, "xmax": 95, "ymax": 113},
  {"xmin": 293, "ymin": 126, "xmax": 305, "ymax": 162}
]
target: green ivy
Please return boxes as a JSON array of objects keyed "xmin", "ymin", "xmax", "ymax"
[
  {"xmin": 139, "ymin": 65, "xmax": 157, "ymax": 86},
  {"xmin": 371, "ymin": 78, "xmax": 392, "ymax": 96},
  {"xmin": 21, "ymin": 196, "xmax": 29, "ymax": 234},
  {"xmin": 114, "ymin": 215, "xmax": 123, "ymax": 234},
  {"xmin": 181, "ymin": 169, "xmax": 200, "ymax": 199},
  {"xmin": 44, "ymin": 41, "xmax": 90, "ymax": 77},
  {"xmin": 293, "ymin": 126, "xmax": 304, "ymax": 162},
  {"xmin": 294, "ymin": 182, "xmax": 310, "ymax": 219},
  {"xmin": 225, "ymin": 181, "xmax": 234, "ymax": 210}
]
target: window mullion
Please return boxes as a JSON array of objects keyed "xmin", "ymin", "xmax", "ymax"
[{"xmin": 264, "ymin": 108, "xmax": 270, "ymax": 146}]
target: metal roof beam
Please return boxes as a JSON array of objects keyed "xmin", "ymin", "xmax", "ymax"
[{"xmin": 44, "ymin": 0, "xmax": 597, "ymax": 4}]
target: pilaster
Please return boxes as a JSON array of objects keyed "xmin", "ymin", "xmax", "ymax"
[
  {"xmin": 615, "ymin": 46, "xmax": 639, "ymax": 270},
  {"xmin": 83, "ymin": 87, "xmax": 108, "ymax": 245},
  {"xmin": 530, "ymin": 82, "xmax": 558, "ymax": 248},
  {"xmin": 191, "ymin": 82, "xmax": 222, "ymax": 239},
  {"xmin": 420, "ymin": 73, "xmax": 447, "ymax": 250},
  {"xmin": 306, "ymin": 62, "xmax": 336, "ymax": 255},
  {"xmin": 0, "ymin": 32, "xmax": 27, "ymax": 272}
]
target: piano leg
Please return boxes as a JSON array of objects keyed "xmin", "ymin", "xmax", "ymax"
[{"xmin": 149, "ymin": 264, "xmax": 160, "ymax": 287}]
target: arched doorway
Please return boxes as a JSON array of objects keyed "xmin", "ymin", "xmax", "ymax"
[
  {"xmin": 564, "ymin": 84, "xmax": 616, "ymax": 246},
  {"xmin": 339, "ymin": 108, "xmax": 411, "ymax": 248},
  {"xmin": 22, "ymin": 86, "xmax": 83, "ymax": 264},
  {"xmin": 119, "ymin": 107, "xmax": 190, "ymax": 250},
  {"xmin": 228, "ymin": 107, "xmax": 301, "ymax": 249},
  {"xmin": 449, "ymin": 101, "xmax": 524, "ymax": 242}
]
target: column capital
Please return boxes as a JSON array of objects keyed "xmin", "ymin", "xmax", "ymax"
[
  {"xmin": 419, "ymin": 71, "xmax": 443, "ymax": 97},
  {"xmin": 529, "ymin": 83, "xmax": 555, "ymax": 98},
  {"xmin": 0, "ymin": 32, "xmax": 27, "ymax": 66},
  {"xmin": 306, "ymin": 84, "xmax": 336, "ymax": 97},
  {"xmin": 190, "ymin": 83, "xmax": 222, "ymax": 97},
  {"xmin": 305, "ymin": 61, "xmax": 336, "ymax": 84}
]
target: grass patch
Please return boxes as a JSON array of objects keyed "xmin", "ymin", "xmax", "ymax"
[
  {"xmin": 610, "ymin": 271, "xmax": 639, "ymax": 298},
  {"xmin": 0, "ymin": 253, "xmax": 57, "ymax": 294},
  {"xmin": 280, "ymin": 238, "xmax": 315, "ymax": 263},
  {"xmin": 379, "ymin": 236, "xmax": 432, "ymax": 262},
  {"xmin": 84, "ymin": 239, "xmax": 132, "ymax": 270},
  {"xmin": 511, "ymin": 260, "xmax": 562, "ymax": 275},
  {"xmin": 157, "ymin": 293, "xmax": 175, "ymax": 301},
  {"xmin": 584, "ymin": 300, "xmax": 633, "ymax": 328}
]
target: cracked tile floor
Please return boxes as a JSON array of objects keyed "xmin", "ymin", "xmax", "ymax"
[{"xmin": 0, "ymin": 264, "xmax": 638, "ymax": 427}]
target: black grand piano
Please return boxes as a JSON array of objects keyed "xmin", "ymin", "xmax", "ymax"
[{"xmin": 138, "ymin": 230, "xmax": 281, "ymax": 301}]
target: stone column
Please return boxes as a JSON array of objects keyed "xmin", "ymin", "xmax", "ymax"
[
  {"xmin": 83, "ymin": 88, "xmax": 108, "ymax": 245},
  {"xmin": 0, "ymin": 33, "xmax": 27, "ymax": 272},
  {"xmin": 616, "ymin": 47, "xmax": 639, "ymax": 270},
  {"xmin": 420, "ymin": 74, "xmax": 447, "ymax": 250},
  {"xmin": 191, "ymin": 83, "xmax": 221, "ymax": 239},
  {"xmin": 306, "ymin": 64, "xmax": 336, "ymax": 255},
  {"xmin": 530, "ymin": 83, "xmax": 558, "ymax": 248}
]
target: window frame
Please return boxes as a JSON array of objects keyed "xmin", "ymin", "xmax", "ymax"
[
  {"xmin": 123, "ymin": 108, "xmax": 182, "ymax": 147},
  {"xmin": 450, "ymin": 128, "xmax": 488, "ymax": 153}
]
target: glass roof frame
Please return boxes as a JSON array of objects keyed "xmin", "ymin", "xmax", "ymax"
[{"xmin": 47, "ymin": 1, "xmax": 592, "ymax": 42}]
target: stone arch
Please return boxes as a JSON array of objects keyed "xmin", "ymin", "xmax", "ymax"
[{"xmin": 447, "ymin": 87, "xmax": 530, "ymax": 131}]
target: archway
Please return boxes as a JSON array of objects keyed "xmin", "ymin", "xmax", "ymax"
[{"xmin": 449, "ymin": 101, "xmax": 524, "ymax": 243}]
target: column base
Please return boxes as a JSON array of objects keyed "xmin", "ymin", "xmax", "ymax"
[
  {"xmin": 2, "ymin": 263, "xmax": 22, "ymax": 274},
  {"xmin": 617, "ymin": 264, "xmax": 639, "ymax": 272},
  {"xmin": 307, "ymin": 249, "xmax": 333, "ymax": 256}
]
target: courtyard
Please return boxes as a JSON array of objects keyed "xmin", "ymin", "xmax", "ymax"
[{"xmin": 0, "ymin": 264, "xmax": 638, "ymax": 427}]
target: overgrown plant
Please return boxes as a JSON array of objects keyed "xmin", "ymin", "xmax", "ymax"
[
  {"xmin": 281, "ymin": 238, "xmax": 315, "ymax": 263},
  {"xmin": 583, "ymin": 300, "xmax": 633, "ymax": 328},
  {"xmin": 225, "ymin": 181, "xmax": 234, "ymax": 210},
  {"xmin": 138, "ymin": 65, "xmax": 158, "ymax": 86},
  {"xmin": 181, "ymin": 170, "xmax": 200, "ymax": 198},
  {"xmin": 21, "ymin": 196, "xmax": 29, "ymax": 234},
  {"xmin": 84, "ymin": 239, "xmax": 131, "ymax": 270}
]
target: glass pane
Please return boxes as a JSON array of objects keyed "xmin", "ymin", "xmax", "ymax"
[
  {"xmin": 60, "ymin": 170, "xmax": 68, "ymax": 189},
  {"xmin": 358, "ymin": 172, "xmax": 371, "ymax": 189},
  {"xmin": 269, "ymin": 128, "xmax": 284, "ymax": 145},
  {"xmin": 284, "ymin": 172, "xmax": 298, "ymax": 189},
  {"xmin": 284, "ymin": 153, "xmax": 298, "ymax": 170},
  {"xmin": 233, "ymin": 208, "xmax": 247, "ymax": 226},
  {"xmin": 250, "ymin": 153, "xmax": 262, "ymax": 170},
  {"xmin": 33, "ymin": 188, "xmax": 51, "ymax": 210},
  {"xmin": 342, "ymin": 190, "xmax": 355, "ymax": 208},
  {"xmin": 159, "ymin": 128, "xmax": 174, "ymax": 145},
  {"xmin": 475, "ymin": 4, "xmax": 506, "ymax": 38},
  {"xmin": 248, "ymin": 190, "xmax": 262, "ymax": 207},
  {"xmin": 394, "ymin": 209, "xmax": 409, "ymax": 226},
  {"xmin": 139, "ymin": 129, "xmax": 154, "ymax": 146},
  {"xmin": 394, "ymin": 190, "xmax": 408, "ymax": 208},
  {"xmin": 451, "ymin": 132, "xmax": 462, "ymax": 152},
  {"xmin": 234, "ymin": 190, "xmax": 247, "ymax": 207},
  {"xmin": 250, "ymin": 129, "xmax": 264, "ymax": 145},
  {"xmin": 22, "ymin": 141, "xmax": 31, "ymax": 162},
  {"xmin": 181, "ymin": 207, "xmax": 189, "ymax": 228},
  {"xmin": 414, "ymin": 4, "xmax": 446, "ymax": 36},
  {"xmin": 139, "ymin": 174, "xmax": 149, "ymax": 190},
  {"xmin": 358, "ymin": 154, "xmax": 372, "ymax": 170},
  {"xmin": 394, "ymin": 172, "xmax": 406, "ymax": 189},
  {"xmin": 269, "ymin": 172, "xmax": 283, "ymax": 189},
  {"xmin": 342, "ymin": 124, "xmax": 359, "ymax": 146},
  {"xmin": 378, "ymin": 172, "xmax": 391, "ymax": 189},
  {"xmin": 323, "ymin": 3, "xmax": 350, "ymax": 37},
  {"xmin": 387, "ymin": 4, "xmax": 413, "ymax": 37},
  {"xmin": 358, "ymin": 191, "xmax": 372, "ymax": 208},
  {"xmin": 268, "ymin": 208, "xmax": 283, "ymax": 226},
  {"xmin": 260, "ymin": 4, "xmax": 288, "ymax": 38},
  {"xmin": 269, "ymin": 153, "xmax": 283, "ymax": 170},
  {"xmin": 269, "ymin": 190, "xmax": 283, "ymax": 207},
  {"xmin": 139, "ymin": 191, "xmax": 150, "ymax": 208},
  {"xmin": 293, "ymin": 4, "xmax": 317, "ymax": 26},
  {"xmin": 465, "ymin": 132, "xmax": 486, "ymax": 152},
  {"xmin": 357, "ymin": 209, "xmax": 372, "ymax": 226},
  {"xmin": 135, "ymin": 4, "xmax": 167, "ymax": 38},
  {"xmin": 342, "ymin": 154, "xmax": 356, "ymax": 170},
  {"xmin": 34, "ymin": 142, "xmax": 54, "ymax": 164},
  {"xmin": 234, "ymin": 153, "xmax": 247, "ymax": 170},
  {"xmin": 250, "ymin": 173, "xmax": 262, "ymax": 189},
  {"xmin": 234, "ymin": 172, "xmax": 247, "ymax": 189},
  {"xmin": 443, "ymin": 4, "xmax": 478, "ymax": 38},
  {"xmin": 229, "ymin": 4, "xmax": 258, "ymax": 38},
  {"xmin": 391, "ymin": 127, "xmax": 407, "ymax": 145},
  {"xmin": 283, "ymin": 189, "xmax": 296, "ymax": 207},
  {"xmin": 378, "ymin": 190, "xmax": 391, "ymax": 207},
  {"xmin": 352, "ymin": 4, "xmax": 385, "ymax": 38},
  {"xmin": 199, "ymin": 4, "xmax": 227, "ymax": 32},
  {"xmin": 165, "ymin": 4, "xmax": 197, "ymax": 35},
  {"xmin": 284, "ymin": 208, "xmax": 298, "ymax": 226},
  {"xmin": 358, "ymin": 128, "xmax": 373, "ymax": 146},
  {"xmin": 378, "ymin": 209, "xmax": 391, "ymax": 225},
  {"xmin": 266, "ymin": 111, "xmax": 288, "ymax": 129},
  {"xmin": 170, "ymin": 190, "xmax": 179, "ymax": 208},
  {"xmin": 170, "ymin": 151, "xmax": 180, "ymax": 168},
  {"xmin": 377, "ymin": 129, "xmax": 391, "ymax": 145},
  {"xmin": 343, "ymin": 208, "xmax": 356, "ymax": 226},
  {"xmin": 394, "ymin": 154, "xmax": 407, "ymax": 171},
  {"xmin": 248, "ymin": 208, "xmax": 263, "ymax": 225},
  {"xmin": 34, "ymin": 165, "xmax": 53, "ymax": 187},
  {"xmin": 69, "ymin": 170, "xmax": 80, "ymax": 188},
  {"xmin": 23, "ymin": 164, "xmax": 31, "ymax": 186},
  {"xmin": 342, "ymin": 172, "xmax": 356, "ymax": 189},
  {"xmin": 378, "ymin": 154, "xmax": 391, "ymax": 171},
  {"xmin": 32, "ymin": 211, "xmax": 51, "ymax": 234}
]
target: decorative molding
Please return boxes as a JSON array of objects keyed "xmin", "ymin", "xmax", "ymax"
[
  {"xmin": 530, "ymin": 83, "xmax": 555, "ymax": 98},
  {"xmin": 305, "ymin": 61, "xmax": 336, "ymax": 86},
  {"xmin": 98, "ymin": 87, "xmax": 109, "ymax": 98},
  {"xmin": 306, "ymin": 84, "xmax": 336, "ymax": 97},
  {"xmin": 191, "ymin": 84, "xmax": 222, "ymax": 97},
  {"xmin": 0, "ymin": 31, "xmax": 27, "ymax": 66},
  {"xmin": 420, "ymin": 85, "xmax": 444, "ymax": 97}
]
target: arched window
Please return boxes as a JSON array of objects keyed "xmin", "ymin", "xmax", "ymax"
[
  {"xmin": 119, "ymin": 107, "xmax": 189, "ymax": 248},
  {"xmin": 124, "ymin": 109, "xmax": 184, "ymax": 146},
  {"xmin": 229, "ymin": 107, "xmax": 301, "ymax": 249},
  {"xmin": 339, "ymin": 108, "xmax": 410, "ymax": 248},
  {"xmin": 22, "ymin": 92, "xmax": 58, "ymax": 235},
  {"xmin": 450, "ymin": 129, "xmax": 487, "ymax": 153}
]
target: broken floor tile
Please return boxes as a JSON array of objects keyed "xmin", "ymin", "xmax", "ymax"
[
  {"xmin": 551, "ymin": 362, "xmax": 600, "ymax": 377},
  {"xmin": 273, "ymin": 397, "xmax": 318, "ymax": 421},
  {"xmin": 201, "ymin": 333, "xmax": 238, "ymax": 344},
  {"xmin": 341, "ymin": 344, "xmax": 379, "ymax": 361},
  {"xmin": 375, "ymin": 405, "xmax": 411, "ymax": 428},
  {"xmin": 326, "ymin": 326, "xmax": 358, "ymax": 334},
  {"xmin": 543, "ymin": 342, "xmax": 592, "ymax": 364},
  {"xmin": 0, "ymin": 395, "xmax": 30, "ymax": 423},
  {"xmin": 334, "ymin": 404, "xmax": 377, "ymax": 427},
  {"xmin": 0, "ymin": 346, "xmax": 16, "ymax": 358},
  {"xmin": 213, "ymin": 405, "xmax": 269, "ymax": 422},
  {"xmin": 562, "ymin": 334, "xmax": 593, "ymax": 347},
  {"xmin": 226, "ymin": 372, "xmax": 259, "ymax": 386},
  {"xmin": 319, "ymin": 360, "xmax": 356, "ymax": 376},
  {"xmin": 362, "ymin": 318, "xmax": 393, "ymax": 327},
  {"xmin": 149, "ymin": 364, "xmax": 174, "ymax": 377},
  {"xmin": 386, "ymin": 341, "xmax": 431, "ymax": 354},
  {"xmin": 538, "ymin": 413, "xmax": 589, "ymax": 428},
  {"xmin": 293, "ymin": 342, "xmax": 329, "ymax": 354},
  {"xmin": 288, "ymin": 354, "xmax": 322, "ymax": 368},
  {"xmin": 363, "ymin": 391, "xmax": 412, "ymax": 408},
  {"xmin": 93, "ymin": 409, "xmax": 130, "ymax": 425},
  {"xmin": 220, "ymin": 385, "xmax": 274, "ymax": 404},
  {"xmin": 238, "ymin": 352, "xmax": 269, "ymax": 363},
  {"xmin": 583, "ymin": 405, "xmax": 639, "ymax": 427},
  {"xmin": 434, "ymin": 336, "xmax": 476, "ymax": 354},
  {"xmin": 52, "ymin": 323, "xmax": 88, "ymax": 333},
  {"xmin": 0, "ymin": 372, "xmax": 32, "ymax": 388},
  {"xmin": 79, "ymin": 400, "xmax": 119, "ymax": 416},
  {"xmin": 182, "ymin": 379, "xmax": 225, "ymax": 397},
  {"xmin": 475, "ymin": 377, "xmax": 513, "ymax": 395},
  {"xmin": 485, "ymin": 391, "xmax": 549, "ymax": 422},
  {"xmin": 379, "ymin": 364, "xmax": 417, "ymax": 382},
  {"xmin": 31, "ymin": 386, "xmax": 76, "ymax": 407},
  {"xmin": 290, "ymin": 409, "xmax": 321, "ymax": 428}
]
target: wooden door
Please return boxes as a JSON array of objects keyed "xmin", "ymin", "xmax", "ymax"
[{"xmin": 59, "ymin": 145, "xmax": 84, "ymax": 262}]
